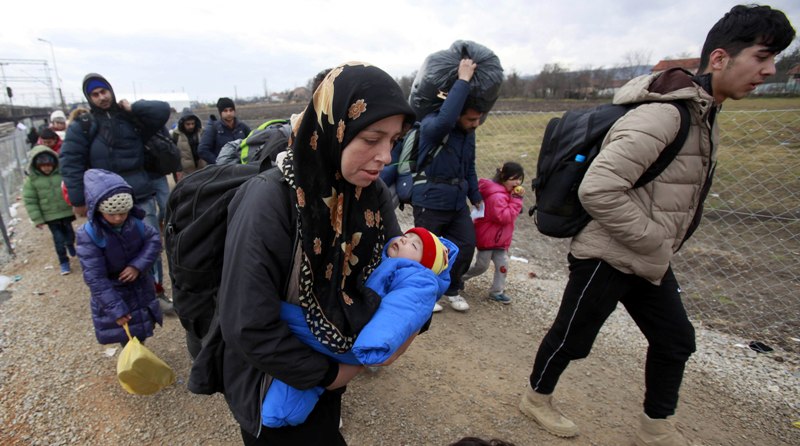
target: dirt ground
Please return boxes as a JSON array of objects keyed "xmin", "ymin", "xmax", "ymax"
[{"xmin": 1, "ymin": 201, "xmax": 798, "ymax": 446}]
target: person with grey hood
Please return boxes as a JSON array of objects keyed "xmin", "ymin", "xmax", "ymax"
[
  {"xmin": 60, "ymin": 73, "xmax": 174, "ymax": 313},
  {"xmin": 173, "ymin": 111, "xmax": 205, "ymax": 181}
]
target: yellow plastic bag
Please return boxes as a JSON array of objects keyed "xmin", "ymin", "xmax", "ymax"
[{"xmin": 116, "ymin": 323, "xmax": 176, "ymax": 395}]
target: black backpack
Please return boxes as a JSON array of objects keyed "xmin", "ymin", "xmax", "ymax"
[
  {"xmin": 78, "ymin": 112, "xmax": 182, "ymax": 176},
  {"xmin": 394, "ymin": 122, "xmax": 449, "ymax": 207},
  {"xmin": 242, "ymin": 119, "xmax": 292, "ymax": 165},
  {"xmin": 530, "ymin": 101, "xmax": 690, "ymax": 238},
  {"xmin": 142, "ymin": 129, "xmax": 182, "ymax": 175},
  {"xmin": 164, "ymin": 161, "xmax": 276, "ymax": 341},
  {"xmin": 214, "ymin": 119, "xmax": 292, "ymax": 166}
]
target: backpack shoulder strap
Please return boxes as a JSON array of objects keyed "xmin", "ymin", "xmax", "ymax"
[
  {"xmin": 633, "ymin": 101, "xmax": 691, "ymax": 188},
  {"xmin": 133, "ymin": 218, "xmax": 145, "ymax": 238},
  {"xmin": 414, "ymin": 126, "xmax": 450, "ymax": 178},
  {"xmin": 82, "ymin": 221, "xmax": 105, "ymax": 248},
  {"xmin": 78, "ymin": 113, "xmax": 97, "ymax": 141}
]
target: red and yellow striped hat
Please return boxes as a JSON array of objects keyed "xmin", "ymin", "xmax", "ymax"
[{"xmin": 404, "ymin": 227, "xmax": 448, "ymax": 275}]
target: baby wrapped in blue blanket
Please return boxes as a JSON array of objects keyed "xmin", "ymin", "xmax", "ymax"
[{"xmin": 263, "ymin": 227, "xmax": 457, "ymax": 427}]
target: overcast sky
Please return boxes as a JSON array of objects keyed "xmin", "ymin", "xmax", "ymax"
[{"xmin": 2, "ymin": 0, "xmax": 798, "ymax": 106}]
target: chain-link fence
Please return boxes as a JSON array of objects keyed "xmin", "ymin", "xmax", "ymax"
[
  {"xmin": 0, "ymin": 130, "xmax": 28, "ymax": 218},
  {"xmin": 476, "ymin": 108, "xmax": 800, "ymax": 353},
  {"xmin": 0, "ymin": 109, "xmax": 797, "ymax": 352},
  {"xmin": 0, "ymin": 128, "xmax": 29, "ymax": 258}
]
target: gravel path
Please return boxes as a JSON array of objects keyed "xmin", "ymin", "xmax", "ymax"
[{"xmin": 1, "ymin": 203, "xmax": 798, "ymax": 445}]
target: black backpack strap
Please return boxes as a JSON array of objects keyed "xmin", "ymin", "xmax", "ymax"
[
  {"xmin": 413, "ymin": 132, "xmax": 450, "ymax": 181},
  {"xmin": 78, "ymin": 113, "xmax": 94, "ymax": 139},
  {"xmin": 634, "ymin": 101, "xmax": 691, "ymax": 188}
]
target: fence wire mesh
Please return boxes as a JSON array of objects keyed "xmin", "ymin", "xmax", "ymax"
[
  {"xmin": 0, "ymin": 109, "xmax": 797, "ymax": 352},
  {"xmin": 476, "ymin": 109, "xmax": 800, "ymax": 353}
]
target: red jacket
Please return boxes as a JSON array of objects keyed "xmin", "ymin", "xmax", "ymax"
[
  {"xmin": 473, "ymin": 178, "xmax": 523, "ymax": 250},
  {"xmin": 36, "ymin": 133, "xmax": 62, "ymax": 153}
]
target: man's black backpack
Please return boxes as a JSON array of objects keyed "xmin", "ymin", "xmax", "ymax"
[
  {"xmin": 164, "ymin": 161, "xmax": 272, "ymax": 342},
  {"xmin": 394, "ymin": 122, "xmax": 449, "ymax": 206},
  {"xmin": 530, "ymin": 101, "xmax": 690, "ymax": 238},
  {"xmin": 142, "ymin": 129, "xmax": 182, "ymax": 175},
  {"xmin": 78, "ymin": 112, "xmax": 182, "ymax": 176}
]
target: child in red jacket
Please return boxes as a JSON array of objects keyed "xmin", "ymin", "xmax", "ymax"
[{"xmin": 463, "ymin": 162, "xmax": 525, "ymax": 304}]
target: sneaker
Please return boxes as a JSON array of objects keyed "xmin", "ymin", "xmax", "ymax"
[
  {"xmin": 634, "ymin": 412, "xmax": 689, "ymax": 446},
  {"xmin": 489, "ymin": 293, "xmax": 512, "ymax": 304},
  {"xmin": 67, "ymin": 245, "xmax": 76, "ymax": 257},
  {"xmin": 446, "ymin": 295, "xmax": 469, "ymax": 312},
  {"xmin": 432, "ymin": 302, "xmax": 444, "ymax": 313},
  {"xmin": 519, "ymin": 388, "xmax": 579, "ymax": 438},
  {"xmin": 158, "ymin": 294, "xmax": 175, "ymax": 314},
  {"xmin": 59, "ymin": 262, "xmax": 71, "ymax": 275}
]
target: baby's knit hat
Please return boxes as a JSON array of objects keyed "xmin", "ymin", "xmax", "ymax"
[
  {"xmin": 404, "ymin": 227, "xmax": 448, "ymax": 275},
  {"xmin": 98, "ymin": 192, "xmax": 134, "ymax": 215}
]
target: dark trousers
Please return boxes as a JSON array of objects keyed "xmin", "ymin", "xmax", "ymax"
[
  {"xmin": 413, "ymin": 206, "xmax": 475, "ymax": 296},
  {"xmin": 240, "ymin": 389, "xmax": 346, "ymax": 446},
  {"xmin": 529, "ymin": 254, "xmax": 696, "ymax": 419},
  {"xmin": 46, "ymin": 217, "xmax": 75, "ymax": 264}
]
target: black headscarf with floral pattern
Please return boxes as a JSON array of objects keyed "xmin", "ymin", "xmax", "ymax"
[{"xmin": 281, "ymin": 62, "xmax": 414, "ymax": 353}]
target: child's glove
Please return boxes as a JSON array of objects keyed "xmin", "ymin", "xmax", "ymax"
[{"xmin": 512, "ymin": 185, "xmax": 525, "ymax": 197}]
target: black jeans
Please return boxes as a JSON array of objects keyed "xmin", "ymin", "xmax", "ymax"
[
  {"xmin": 46, "ymin": 217, "xmax": 75, "ymax": 264},
  {"xmin": 240, "ymin": 389, "xmax": 346, "ymax": 445},
  {"xmin": 412, "ymin": 206, "xmax": 475, "ymax": 296},
  {"xmin": 529, "ymin": 254, "xmax": 696, "ymax": 419}
]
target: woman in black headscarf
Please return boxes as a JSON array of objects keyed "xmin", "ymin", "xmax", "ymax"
[{"xmin": 191, "ymin": 62, "xmax": 416, "ymax": 445}]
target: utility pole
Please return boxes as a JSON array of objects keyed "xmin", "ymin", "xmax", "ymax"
[{"xmin": 37, "ymin": 38, "xmax": 66, "ymax": 112}]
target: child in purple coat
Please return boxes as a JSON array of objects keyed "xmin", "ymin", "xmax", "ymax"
[{"xmin": 76, "ymin": 169, "xmax": 163, "ymax": 345}]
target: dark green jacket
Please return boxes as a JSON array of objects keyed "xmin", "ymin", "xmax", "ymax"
[{"xmin": 23, "ymin": 145, "xmax": 74, "ymax": 225}]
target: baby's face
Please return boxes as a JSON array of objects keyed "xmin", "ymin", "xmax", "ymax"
[{"xmin": 386, "ymin": 233, "xmax": 423, "ymax": 263}]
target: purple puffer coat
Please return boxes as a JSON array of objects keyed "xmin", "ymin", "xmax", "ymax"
[{"xmin": 76, "ymin": 169, "xmax": 163, "ymax": 345}]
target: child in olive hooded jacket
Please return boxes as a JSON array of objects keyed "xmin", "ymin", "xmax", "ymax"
[{"xmin": 22, "ymin": 145, "xmax": 76, "ymax": 275}]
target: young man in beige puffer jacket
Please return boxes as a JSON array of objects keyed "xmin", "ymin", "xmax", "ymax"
[{"xmin": 519, "ymin": 5, "xmax": 795, "ymax": 446}]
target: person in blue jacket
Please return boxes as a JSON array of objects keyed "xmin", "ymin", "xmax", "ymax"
[
  {"xmin": 75, "ymin": 169, "xmax": 163, "ymax": 346},
  {"xmin": 262, "ymin": 227, "xmax": 458, "ymax": 427},
  {"xmin": 60, "ymin": 73, "xmax": 170, "ymax": 220},
  {"xmin": 197, "ymin": 97, "xmax": 251, "ymax": 164},
  {"xmin": 60, "ymin": 73, "xmax": 173, "ymax": 313},
  {"xmin": 412, "ymin": 58, "xmax": 483, "ymax": 313}
]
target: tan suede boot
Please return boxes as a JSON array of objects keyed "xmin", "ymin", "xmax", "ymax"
[
  {"xmin": 518, "ymin": 388, "xmax": 579, "ymax": 437},
  {"xmin": 634, "ymin": 412, "xmax": 689, "ymax": 446}
]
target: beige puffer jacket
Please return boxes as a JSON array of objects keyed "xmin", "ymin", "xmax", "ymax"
[
  {"xmin": 175, "ymin": 128, "xmax": 207, "ymax": 175},
  {"xmin": 571, "ymin": 69, "xmax": 718, "ymax": 284}
]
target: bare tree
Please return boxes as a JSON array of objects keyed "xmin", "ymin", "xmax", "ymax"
[
  {"xmin": 618, "ymin": 49, "xmax": 652, "ymax": 80},
  {"xmin": 500, "ymin": 69, "xmax": 524, "ymax": 98},
  {"xmin": 592, "ymin": 66, "xmax": 615, "ymax": 94},
  {"xmin": 534, "ymin": 63, "xmax": 568, "ymax": 98}
]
